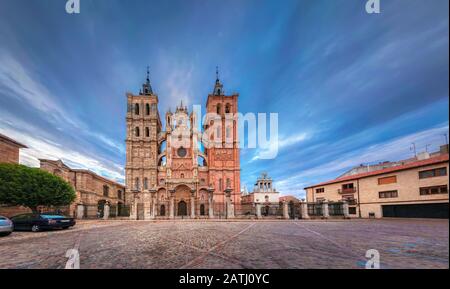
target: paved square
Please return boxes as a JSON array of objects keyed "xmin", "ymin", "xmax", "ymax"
[{"xmin": 0, "ymin": 219, "xmax": 448, "ymax": 269}]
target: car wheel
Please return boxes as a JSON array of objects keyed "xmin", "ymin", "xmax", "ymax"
[{"xmin": 31, "ymin": 225, "xmax": 41, "ymax": 232}]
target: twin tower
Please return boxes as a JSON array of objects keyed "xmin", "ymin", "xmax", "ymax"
[{"xmin": 125, "ymin": 68, "xmax": 241, "ymax": 219}]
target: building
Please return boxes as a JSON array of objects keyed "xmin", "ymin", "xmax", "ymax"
[
  {"xmin": 241, "ymin": 172, "xmax": 280, "ymax": 204},
  {"xmin": 40, "ymin": 159, "xmax": 126, "ymax": 219},
  {"xmin": 0, "ymin": 133, "xmax": 27, "ymax": 164},
  {"xmin": 305, "ymin": 151, "xmax": 449, "ymax": 219},
  {"xmin": 125, "ymin": 68, "xmax": 240, "ymax": 219}
]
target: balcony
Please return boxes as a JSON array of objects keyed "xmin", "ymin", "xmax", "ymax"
[{"xmin": 338, "ymin": 188, "xmax": 356, "ymax": 194}]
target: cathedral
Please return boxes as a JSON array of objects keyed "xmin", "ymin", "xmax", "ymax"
[{"xmin": 125, "ymin": 68, "xmax": 241, "ymax": 219}]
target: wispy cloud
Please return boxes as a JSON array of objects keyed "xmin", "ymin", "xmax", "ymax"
[{"xmin": 275, "ymin": 124, "xmax": 449, "ymax": 198}]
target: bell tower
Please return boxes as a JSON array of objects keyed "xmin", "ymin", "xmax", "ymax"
[
  {"xmin": 204, "ymin": 67, "xmax": 241, "ymax": 217},
  {"xmin": 125, "ymin": 67, "xmax": 161, "ymax": 218}
]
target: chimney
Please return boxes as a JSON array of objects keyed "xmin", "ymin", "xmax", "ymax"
[{"xmin": 417, "ymin": 152, "xmax": 431, "ymax": 160}]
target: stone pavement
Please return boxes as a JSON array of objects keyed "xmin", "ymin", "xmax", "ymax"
[{"xmin": 0, "ymin": 219, "xmax": 448, "ymax": 269}]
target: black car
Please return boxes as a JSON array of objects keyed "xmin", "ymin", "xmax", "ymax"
[{"xmin": 11, "ymin": 213, "xmax": 76, "ymax": 232}]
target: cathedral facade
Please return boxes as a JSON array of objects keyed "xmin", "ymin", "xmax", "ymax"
[{"xmin": 125, "ymin": 69, "xmax": 241, "ymax": 219}]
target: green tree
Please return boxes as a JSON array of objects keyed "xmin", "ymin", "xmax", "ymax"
[{"xmin": 0, "ymin": 163, "xmax": 76, "ymax": 213}]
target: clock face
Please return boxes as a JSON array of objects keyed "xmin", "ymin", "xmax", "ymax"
[{"xmin": 177, "ymin": 147, "xmax": 187, "ymax": 157}]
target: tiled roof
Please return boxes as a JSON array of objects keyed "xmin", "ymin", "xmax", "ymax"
[{"xmin": 304, "ymin": 154, "xmax": 449, "ymax": 189}]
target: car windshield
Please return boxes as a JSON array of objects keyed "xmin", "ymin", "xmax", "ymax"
[
  {"xmin": 0, "ymin": 217, "xmax": 6, "ymax": 220},
  {"xmin": 40, "ymin": 215, "xmax": 66, "ymax": 219}
]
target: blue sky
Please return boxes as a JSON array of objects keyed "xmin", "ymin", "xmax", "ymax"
[{"xmin": 0, "ymin": 0, "xmax": 448, "ymax": 198}]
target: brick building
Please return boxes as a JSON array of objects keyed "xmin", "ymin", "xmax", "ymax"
[
  {"xmin": 39, "ymin": 159, "xmax": 126, "ymax": 219},
  {"xmin": 0, "ymin": 133, "xmax": 27, "ymax": 164},
  {"xmin": 126, "ymin": 68, "xmax": 240, "ymax": 219},
  {"xmin": 305, "ymin": 149, "xmax": 449, "ymax": 219}
]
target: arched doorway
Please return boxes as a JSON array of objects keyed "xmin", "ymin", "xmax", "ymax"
[
  {"xmin": 160, "ymin": 205, "xmax": 166, "ymax": 216},
  {"xmin": 264, "ymin": 205, "xmax": 270, "ymax": 216},
  {"xmin": 289, "ymin": 201, "xmax": 296, "ymax": 219},
  {"xmin": 200, "ymin": 204, "xmax": 205, "ymax": 216},
  {"xmin": 97, "ymin": 200, "xmax": 106, "ymax": 218},
  {"xmin": 178, "ymin": 201, "xmax": 187, "ymax": 216}
]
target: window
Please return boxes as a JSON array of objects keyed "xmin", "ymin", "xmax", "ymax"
[
  {"xmin": 226, "ymin": 178, "xmax": 231, "ymax": 188},
  {"xmin": 343, "ymin": 183, "xmax": 354, "ymax": 189},
  {"xmin": 134, "ymin": 103, "xmax": 140, "ymax": 115},
  {"xmin": 420, "ymin": 185, "xmax": 448, "ymax": 195},
  {"xmin": 316, "ymin": 198, "xmax": 325, "ymax": 203},
  {"xmin": 135, "ymin": 127, "xmax": 140, "ymax": 137},
  {"xmin": 178, "ymin": 147, "xmax": 187, "ymax": 157},
  {"xmin": 219, "ymin": 179, "xmax": 223, "ymax": 191},
  {"xmin": 316, "ymin": 188, "xmax": 325, "ymax": 193},
  {"xmin": 135, "ymin": 178, "xmax": 140, "ymax": 190},
  {"xmin": 146, "ymin": 103, "xmax": 150, "ymax": 115},
  {"xmin": 419, "ymin": 167, "xmax": 447, "ymax": 179},
  {"xmin": 144, "ymin": 178, "xmax": 148, "ymax": 190},
  {"xmin": 265, "ymin": 195, "xmax": 269, "ymax": 202},
  {"xmin": 180, "ymin": 173, "xmax": 185, "ymax": 179},
  {"xmin": 349, "ymin": 207, "xmax": 357, "ymax": 215},
  {"xmin": 379, "ymin": 190, "xmax": 398, "ymax": 199},
  {"xmin": 145, "ymin": 127, "xmax": 150, "ymax": 137},
  {"xmin": 118, "ymin": 190, "xmax": 122, "ymax": 200},
  {"xmin": 225, "ymin": 104, "xmax": 231, "ymax": 113},
  {"xmin": 103, "ymin": 185, "xmax": 109, "ymax": 197},
  {"xmin": 216, "ymin": 104, "xmax": 221, "ymax": 114},
  {"xmin": 378, "ymin": 176, "xmax": 397, "ymax": 185}
]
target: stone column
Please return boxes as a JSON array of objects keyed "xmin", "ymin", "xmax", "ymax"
[
  {"xmin": 256, "ymin": 203, "xmax": 262, "ymax": 219},
  {"xmin": 169, "ymin": 190, "xmax": 175, "ymax": 219},
  {"xmin": 225, "ymin": 188, "xmax": 234, "ymax": 219},
  {"xmin": 143, "ymin": 192, "xmax": 151, "ymax": 220},
  {"xmin": 342, "ymin": 201, "xmax": 350, "ymax": 219},
  {"xmin": 208, "ymin": 188, "xmax": 214, "ymax": 219},
  {"xmin": 301, "ymin": 202, "xmax": 310, "ymax": 219},
  {"xmin": 190, "ymin": 189, "xmax": 196, "ymax": 219},
  {"xmin": 322, "ymin": 201, "xmax": 329, "ymax": 219},
  {"xmin": 150, "ymin": 190, "xmax": 157, "ymax": 219},
  {"xmin": 130, "ymin": 191, "xmax": 139, "ymax": 220},
  {"xmin": 103, "ymin": 203, "xmax": 110, "ymax": 220},
  {"xmin": 76, "ymin": 204, "xmax": 84, "ymax": 220},
  {"xmin": 282, "ymin": 201, "xmax": 289, "ymax": 220}
]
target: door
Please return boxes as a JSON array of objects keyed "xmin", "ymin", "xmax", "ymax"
[
  {"xmin": 200, "ymin": 204, "xmax": 205, "ymax": 216},
  {"xmin": 382, "ymin": 203, "xmax": 449, "ymax": 219},
  {"xmin": 160, "ymin": 205, "xmax": 166, "ymax": 216},
  {"xmin": 177, "ymin": 201, "xmax": 187, "ymax": 216}
]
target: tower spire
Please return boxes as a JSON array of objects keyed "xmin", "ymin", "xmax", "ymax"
[
  {"xmin": 142, "ymin": 66, "xmax": 153, "ymax": 95},
  {"xmin": 213, "ymin": 66, "xmax": 223, "ymax": 95}
]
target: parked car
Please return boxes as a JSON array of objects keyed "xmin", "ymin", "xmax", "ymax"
[
  {"xmin": 10, "ymin": 213, "xmax": 76, "ymax": 232},
  {"xmin": 0, "ymin": 216, "xmax": 14, "ymax": 236}
]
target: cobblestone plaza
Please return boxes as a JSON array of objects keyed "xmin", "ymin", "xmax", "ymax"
[{"xmin": 0, "ymin": 219, "xmax": 448, "ymax": 269}]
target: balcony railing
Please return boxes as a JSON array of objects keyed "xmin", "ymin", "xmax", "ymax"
[{"xmin": 338, "ymin": 188, "xmax": 357, "ymax": 194}]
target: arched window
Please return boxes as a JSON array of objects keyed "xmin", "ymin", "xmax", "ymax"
[
  {"xmin": 145, "ymin": 127, "xmax": 150, "ymax": 137},
  {"xmin": 135, "ymin": 177, "xmax": 140, "ymax": 190},
  {"xmin": 180, "ymin": 173, "xmax": 185, "ymax": 179},
  {"xmin": 216, "ymin": 104, "xmax": 221, "ymax": 114},
  {"xmin": 219, "ymin": 178, "xmax": 223, "ymax": 191},
  {"xmin": 146, "ymin": 103, "xmax": 150, "ymax": 115},
  {"xmin": 103, "ymin": 185, "xmax": 109, "ymax": 197},
  {"xmin": 225, "ymin": 104, "xmax": 231, "ymax": 113},
  {"xmin": 144, "ymin": 178, "xmax": 148, "ymax": 190},
  {"xmin": 226, "ymin": 178, "xmax": 231, "ymax": 189},
  {"xmin": 226, "ymin": 127, "xmax": 231, "ymax": 138},
  {"xmin": 135, "ymin": 127, "xmax": 140, "ymax": 137},
  {"xmin": 134, "ymin": 103, "xmax": 140, "ymax": 115}
]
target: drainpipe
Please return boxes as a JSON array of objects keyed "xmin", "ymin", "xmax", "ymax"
[{"xmin": 357, "ymin": 179, "xmax": 362, "ymax": 218}]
